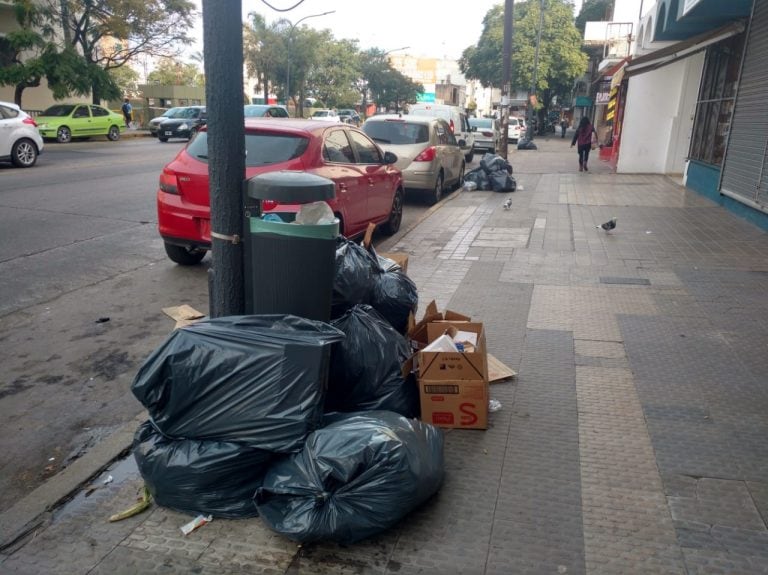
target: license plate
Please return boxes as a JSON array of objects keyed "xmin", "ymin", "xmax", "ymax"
[{"xmin": 165, "ymin": 131, "xmax": 172, "ymax": 136}]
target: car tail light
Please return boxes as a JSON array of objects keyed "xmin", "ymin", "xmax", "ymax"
[
  {"xmin": 414, "ymin": 146, "xmax": 436, "ymax": 162},
  {"xmin": 159, "ymin": 168, "xmax": 179, "ymax": 195},
  {"xmin": 261, "ymin": 199, "xmax": 279, "ymax": 211},
  {"xmin": 22, "ymin": 117, "xmax": 38, "ymax": 127},
  {"xmin": 449, "ymin": 119, "xmax": 455, "ymax": 133}
]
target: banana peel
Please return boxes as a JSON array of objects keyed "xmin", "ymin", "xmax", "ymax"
[{"xmin": 109, "ymin": 485, "xmax": 152, "ymax": 522}]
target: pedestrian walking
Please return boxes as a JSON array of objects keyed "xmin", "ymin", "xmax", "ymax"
[
  {"xmin": 560, "ymin": 118, "xmax": 568, "ymax": 138},
  {"xmin": 121, "ymin": 98, "xmax": 133, "ymax": 128},
  {"xmin": 570, "ymin": 116, "xmax": 597, "ymax": 172}
]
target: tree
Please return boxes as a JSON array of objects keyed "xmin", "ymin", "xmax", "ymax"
[
  {"xmin": 108, "ymin": 62, "xmax": 139, "ymax": 95},
  {"xmin": 147, "ymin": 58, "xmax": 204, "ymax": 86},
  {"xmin": 460, "ymin": 0, "xmax": 587, "ymax": 129},
  {"xmin": 376, "ymin": 69, "xmax": 423, "ymax": 113},
  {"xmin": 243, "ymin": 13, "xmax": 286, "ymax": 106},
  {"xmin": 42, "ymin": 0, "xmax": 196, "ymax": 103},
  {"xmin": 306, "ymin": 37, "xmax": 361, "ymax": 108},
  {"xmin": 575, "ymin": 0, "xmax": 612, "ymax": 34}
]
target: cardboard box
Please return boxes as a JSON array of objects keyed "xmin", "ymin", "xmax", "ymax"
[
  {"xmin": 408, "ymin": 300, "xmax": 471, "ymax": 350},
  {"xmin": 419, "ymin": 379, "xmax": 488, "ymax": 429},
  {"xmin": 419, "ymin": 322, "xmax": 488, "ymax": 382},
  {"xmin": 362, "ymin": 222, "xmax": 409, "ymax": 273}
]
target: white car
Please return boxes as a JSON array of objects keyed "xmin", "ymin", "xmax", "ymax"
[
  {"xmin": 310, "ymin": 109, "xmax": 341, "ymax": 122},
  {"xmin": 0, "ymin": 101, "xmax": 43, "ymax": 168}
]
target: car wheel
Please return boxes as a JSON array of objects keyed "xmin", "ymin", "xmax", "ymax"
[
  {"xmin": 464, "ymin": 150, "xmax": 474, "ymax": 163},
  {"xmin": 380, "ymin": 188, "xmax": 403, "ymax": 236},
  {"xmin": 56, "ymin": 126, "xmax": 72, "ymax": 144},
  {"xmin": 426, "ymin": 172, "xmax": 443, "ymax": 206},
  {"xmin": 11, "ymin": 138, "xmax": 38, "ymax": 168},
  {"xmin": 107, "ymin": 125, "xmax": 120, "ymax": 141},
  {"xmin": 158, "ymin": 136, "xmax": 168, "ymax": 143},
  {"xmin": 164, "ymin": 243, "xmax": 207, "ymax": 265}
]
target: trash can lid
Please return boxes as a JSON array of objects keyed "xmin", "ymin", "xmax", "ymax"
[{"xmin": 246, "ymin": 171, "xmax": 336, "ymax": 202}]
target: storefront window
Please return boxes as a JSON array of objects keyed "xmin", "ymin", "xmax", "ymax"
[{"xmin": 689, "ymin": 33, "xmax": 745, "ymax": 166}]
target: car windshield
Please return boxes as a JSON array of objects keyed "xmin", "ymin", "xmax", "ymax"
[
  {"xmin": 244, "ymin": 105, "xmax": 269, "ymax": 117},
  {"xmin": 312, "ymin": 111, "xmax": 331, "ymax": 117},
  {"xmin": 509, "ymin": 118, "xmax": 519, "ymax": 126},
  {"xmin": 41, "ymin": 104, "xmax": 76, "ymax": 117},
  {"xmin": 161, "ymin": 107, "xmax": 181, "ymax": 117},
  {"xmin": 363, "ymin": 121, "xmax": 429, "ymax": 145},
  {"xmin": 167, "ymin": 107, "xmax": 201, "ymax": 119},
  {"xmin": 470, "ymin": 119, "xmax": 494, "ymax": 130},
  {"xmin": 186, "ymin": 131, "xmax": 309, "ymax": 167}
]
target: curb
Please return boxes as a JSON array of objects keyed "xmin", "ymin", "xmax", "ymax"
[{"xmin": 0, "ymin": 412, "xmax": 145, "ymax": 551}]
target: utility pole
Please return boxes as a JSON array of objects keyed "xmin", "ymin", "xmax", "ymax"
[
  {"xmin": 202, "ymin": 0, "xmax": 246, "ymax": 317},
  {"xmin": 499, "ymin": 0, "xmax": 514, "ymax": 158},
  {"xmin": 527, "ymin": 0, "xmax": 545, "ymax": 141}
]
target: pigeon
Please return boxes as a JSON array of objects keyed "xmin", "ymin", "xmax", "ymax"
[
  {"xmin": 503, "ymin": 198, "xmax": 512, "ymax": 210},
  {"xmin": 597, "ymin": 217, "xmax": 617, "ymax": 231}
]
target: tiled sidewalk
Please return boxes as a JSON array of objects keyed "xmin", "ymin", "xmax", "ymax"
[{"xmin": 2, "ymin": 136, "xmax": 767, "ymax": 575}]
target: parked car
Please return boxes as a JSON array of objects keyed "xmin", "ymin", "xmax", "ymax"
[
  {"xmin": 310, "ymin": 109, "xmax": 341, "ymax": 122},
  {"xmin": 407, "ymin": 103, "xmax": 475, "ymax": 163},
  {"xmin": 157, "ymin": 106, "xmax": 207, "ymax": 142},
  {"xmin": 148, "ymin": 107, "xmax": 182, "ymax": 137},
  {"xmin": 36, "ymin": 103, "xmax": 123, "ymax": 143},
  {"xmin": 469, "ymin": 117, "xmax": 500, "ymax": 154},
  {"xmin": 0, "ymin": 101, "xmax": 43, "ymax": 168},
  {"xmin": 506, "ymin": 117, "xmax": 523, "ymax": 143},
  {"xmin": 244, "ymin": 104, "xmax": 289, "ymax": 118},
  {"xmin": 157, "ymin": 118, "xmax": 403, "ymax": 265},
  {"xmin": 338, "ymin": 109, "xmax": 361, "ymax": 126},
  {"xmin": 362, "ymin": 114, "xmax": 464, "ymax": 206}
]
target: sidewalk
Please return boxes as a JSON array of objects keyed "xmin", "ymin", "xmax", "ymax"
[{"xmin": 2, "ymin": 135, "xmax": 767, "ymax": 575}]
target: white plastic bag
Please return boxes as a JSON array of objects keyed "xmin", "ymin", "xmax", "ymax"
[
  {"xmin": 423, "ymin": 334, "xmax": 459, "ymax": 353},
  {"xmin": 295, "ymin": 201, "xmax": 335, "ymax": 225}
]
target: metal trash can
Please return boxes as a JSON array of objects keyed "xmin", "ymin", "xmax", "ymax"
[{"xmin": 244, "ymin": 171, "xmax": 338, "ymax": 322}]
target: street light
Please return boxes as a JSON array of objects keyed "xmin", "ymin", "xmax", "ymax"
[
  {"xmin": 384, "ymin": 46, "xmax": 410, "ymax": 56},
  {"xmin": 285, "ymin": 10, "xmax": 335, "ymax": 115}
]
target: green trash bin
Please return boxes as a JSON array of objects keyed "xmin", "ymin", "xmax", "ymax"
[{"xmin": 245, "ymin": 171, "xmax": 338, "ymax": 322}]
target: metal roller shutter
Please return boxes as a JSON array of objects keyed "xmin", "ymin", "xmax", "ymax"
[{"xmin": 720, "ymin": 0, "xmax": 768, "ymax": 211}]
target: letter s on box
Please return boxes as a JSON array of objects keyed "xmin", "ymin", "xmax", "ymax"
[{"xmin": 459, "ymin": 403, "xmax": 478, "ymax": 426}]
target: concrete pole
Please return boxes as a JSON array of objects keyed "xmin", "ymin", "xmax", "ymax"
[
  {"xmin": 202, "ymin": 0, "xmax": 246, "ymax": 317},
  {"xmin": 527, "ymin": 0, "xmax": 545, "ymax": 140},
  {"xmin": 499, "ymin": 0, "xmax": 514, "ymax": 158}
]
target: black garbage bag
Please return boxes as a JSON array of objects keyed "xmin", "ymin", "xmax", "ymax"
[
  {"xmin": 133, "ymin": 420, "xmax": 272, "ymax": 518},
  {"xmin": 464, "ymin": 167, "xmax": 490, "ymax": 190},
  {"xmin": 490, "ymin": 171, "xmax": 517, "ymax": 193},
  {"xmin": 517, "ymin": 138, "xmax": 538, "ymax": 150},
  {"xmin": 332, "ymin": 238, "xmax": 382, "ymax": 318},
  {"xmin": 480, "ymin": 153, "xmax": 513, "ymax": 174},
  {"xmin": 328, "ymin": 305, "xmax": 419, "ymax": 417},
  {"xmin": 131, "ymin": 315, "xmax": 345, "ymax": 452},
  {"xmin": 365, "ymin": 245, "xmax": 402, "ymax": 273},
  {"xmin": 370, "ymin": 269, "xmax": 418, "ymax": 334},
  {"xmin": 255, "ymin": 411, "xmax": 445, "ymax": 544}
]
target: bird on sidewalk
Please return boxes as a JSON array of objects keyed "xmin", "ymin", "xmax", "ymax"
[
  {"xmin": 503, "ymin": 198, "xmax": 512, "ymax": 210},
  {"xmin": 596, "ymin": 217, "xmax": 617, "ymax": 231}
]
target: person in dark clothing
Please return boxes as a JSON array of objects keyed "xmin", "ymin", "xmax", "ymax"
[
  {"xmin": 570, "ymin": 117, "xmax": 597, "ymax": 172},
  {"xmin": 121, "ymin": 98, "xmax": 133, "ymax": 128},
  {"xmin": 560, "ymin": 119, "xmax": 568, "ymax": 138}
]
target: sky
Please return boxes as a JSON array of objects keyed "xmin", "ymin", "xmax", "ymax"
[{"xmin": 188, "ymin": 0, "xmax": 580, "ymax": 63}]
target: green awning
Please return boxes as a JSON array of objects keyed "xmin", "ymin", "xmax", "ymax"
[{"xmin": 575, "ymin": 96, "xmax": 593, "ymax": 107}]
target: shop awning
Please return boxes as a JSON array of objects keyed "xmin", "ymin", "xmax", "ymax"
[
  {"xmin": 575, "ymin": 96, "xmax": 592, "ymax": 107},
  {"xmin": 624, "ymin": 21, "xmax": 745, "ymax": 77}
]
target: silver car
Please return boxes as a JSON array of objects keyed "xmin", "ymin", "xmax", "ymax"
[
  {"xmin": 0, "ymin": 101, "xmax": 43, "ymax": 168},
  {"xmin": 469, "ymin": 117, "xmax": 500, "ymax": 153},
  {"xmin": 363, "ymin": 114, "xmax": 464, "ymax": 205}
]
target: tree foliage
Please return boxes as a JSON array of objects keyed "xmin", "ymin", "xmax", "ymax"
[
  {"xmin": 147, "ymin": 58, "xmax": 204, "ymax": 86},
  {"xmin": 459, "ymin": 0, "xmax": 588, "ymax": 128},
  {"xmin": 575, "ymin": 0, "xmax": 612, "ymax": 34}
]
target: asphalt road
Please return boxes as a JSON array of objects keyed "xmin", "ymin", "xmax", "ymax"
[{"xmin": 0, "ymin": 135, "xmax": 436, "ymax": 513}]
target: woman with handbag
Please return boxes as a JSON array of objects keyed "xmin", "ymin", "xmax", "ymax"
[{"xmin": 570, "ymin": 116, "xmax": 598, "ymax": 172}]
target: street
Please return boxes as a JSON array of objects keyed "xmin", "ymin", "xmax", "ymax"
[{"xmin": 0, "ymin": 135, "xmax": 434, "ymax": 513}]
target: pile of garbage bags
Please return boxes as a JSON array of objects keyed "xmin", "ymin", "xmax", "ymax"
[
  {"xmin": 130, "ymin": 240, "xmax": 442, "ymax": 541},
  {"xmin": 464, "ymin": 153, "xmax": 516, "ymax": 193}
]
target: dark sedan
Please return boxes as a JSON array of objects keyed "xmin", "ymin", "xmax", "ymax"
[{"xmin": 157, "ymin": 106, "xmax": 207, "ymax": 142}]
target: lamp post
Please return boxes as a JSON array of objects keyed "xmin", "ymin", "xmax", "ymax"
[{"xmin": 285, "ymin": 10, "xmax": 335, "ymax": 116}]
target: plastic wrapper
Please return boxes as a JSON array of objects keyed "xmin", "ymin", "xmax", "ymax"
[
  {"xmin": 370, "ymin": 269, "xmax": 418, "ymax": 334},
  {"xmin": 295, "ymin": 201, "xmax": 336, "ymax": 225},
  {"xmin": 332, "ymin": 238, "xmax": 382, "ymax": 318},
  {"xmin": 462, "ymin": 181, "xmax": 478, "ymax": 192},
  {"xmin": 134, "ymin": 421, "xmax": 272, "ymax": 518},
  {"xmin": 328, "ymin": 305, "xmax": 419, "ymax": 417},
  {"xmin": 464, "ymin": 167, "xmax": 490, "ymax": 190},
  {"xmin": 131, "ymin": 315, "xmax": 345, "ymax": 452},
  {"xmin": 255, "ymin": 411, "xmax": 445, "ymax": 543}
]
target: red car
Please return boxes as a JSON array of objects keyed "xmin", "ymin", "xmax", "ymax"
[{"xmin": 157, "ymin": 118, "xmax": 404, "ymax": 265}]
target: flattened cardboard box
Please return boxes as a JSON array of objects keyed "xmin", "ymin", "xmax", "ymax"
[
  {"xmin": 419, "ymin": 322, "xmax": 488, "ymax": 382},
  {"xmin": 419, "ymin": 379, "xmax": 488, "ymax": 430}
]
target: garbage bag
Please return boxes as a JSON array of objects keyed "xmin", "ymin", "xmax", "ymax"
[
  {"xmin": 255, "ymin": 411, "xmax": 445, "ymax": 543},
  {"xmin": 133, "ymin": 420, "xmax": 272, "ymax": 518},
  {"xmin": 332, "ymin": 238, "xmax": 381, "ymax": 318},
  {"xmin": 365, "ymin": 245, "xmax": 402, "ymax": 273},
  {"xmin": 490, "ymin": 172, "xmax": 517, "ymax": 193},
  {"xmin": 480, "ymin": 153, "xmax": 513, "ymax": 174},
  {"xmin": 328, "ymin": 305, "xmax": 419, "ymax": 417},
  {"xmin": 370, "ymin": 269, "xmax": 418, "ymax": 334},
  {"xmin": 131, "ymin": 315, "xmax": 345, "ymax": 452},
  {"xmin": 465, "ymin": 167, "xmax": 490, "ymax": 190},
  {"xmin": 517, "ymin": 138, "xmax": 538, "ymax": 150}
]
